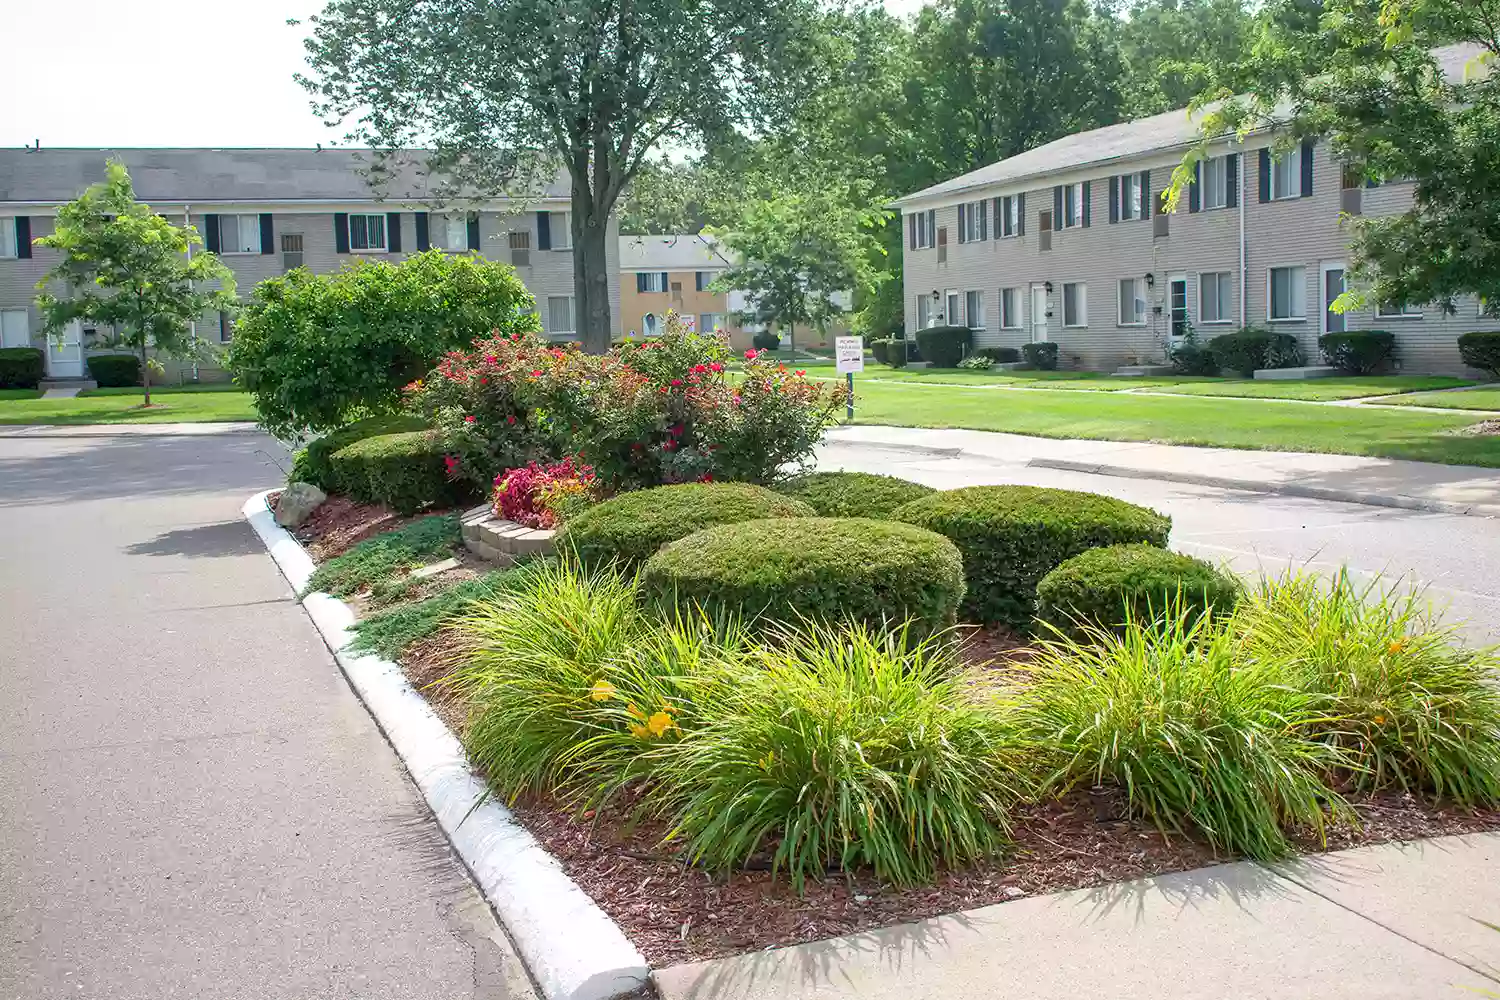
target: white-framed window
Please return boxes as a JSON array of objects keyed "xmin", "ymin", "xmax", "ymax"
[
  {"xmin": 1268, "ymin": 266, "xmax": 1307, "ymax": 321},
  {"xmin": 0, "ymin": 217, "xmax": 16, "ymax": 258},
  {"xmin": 965, "ymin": 290, "xmax": 986, "ymax": 330},
  {"xmin": 1120, "ymin": 174, "xmax": 1142, "ymax": 221},
  {"xmin": 1203, "ymin": 156, "xmax": 1229, "ymax": 210},
  {"xmin": 912, "ymin": 209, "xmax": 936, "ymax": 249},
  {"xmin": 0, "ymin": 309, "xmax": 29, "ymax": 348},
  {"xmin": 549, "ymin": 211, "xmax": 571, "ymax": 250},
  {"xmin": 1063, "ymin": 282, "xmax": 1087, "ymax": 327},
  {"xmin": 916, "ymin": 295, "xmax": 932, "ymax": 329},
  {"xmin": 699, "ymin": 312, "xmax": 725, "ymax": 332},
  {"xmin": 1118, "ymin": 277, "xmax": 1147, "ymax": 326},
  {"xmin": 440, "ymin": 214, "xmax": 469, "ymax": 251},
  {"xmin": 639, "ymin": 272, "xmax": 667, "ymax": 293},
  {"xmin": 547, "ymin": 295, "xmax": 576, "ymax": 336},
  {"xmin": 1376, "ymin": 300, "xmax": 1423, "ymax": 319},
  {"xmin": 999, "ymin": 287, "xmax": 1021, "ymax": 329},
  {"xmin": 999, "ymin": 195, "xmax": 1021, "ymax": 238},
  {"xmin": 1271, "ymin": 148, "xmax": 1301, "ymax": 201},
  {"xmin": 945, "ymin": 289, "xmax": 961, "ymax": 325},
  {"xmin": 219, "ymin": 214, "xmax": 261, "ymax": 254},
  {"xmin": 1063, "ymin": 183, "xmax": 1085, "ymax": 229},
  {"xmin": 349, "ymin": 213, "xmax": 387, "ymax": 252},
  {"xmin": 642, "ymin": 312, "xmax": 659, "ymax": 337},
  {"xmin": 1199, "ymin": 271, "xmax": 1234, "ymax": 324},
  {"xmin": 959, "ymin": 200, "xmax": 987, "ymax": 243}
]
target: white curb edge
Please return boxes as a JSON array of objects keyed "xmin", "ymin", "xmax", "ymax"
[{"xmin": 242, "ymin": 490, "xmax": 650, "ymax": 1000}]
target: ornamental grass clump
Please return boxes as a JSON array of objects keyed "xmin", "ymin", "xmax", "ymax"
[
  {"xmin": 1007, "ymin": 606, "xmax": 1347, "ymax": 860},
  {"xmin": 1231, "ymin": 570, "xmax": 1500, "ymax": 805},
  {"xmin": 647, "ymin": 621, "xmax": 1019, "ymax": 890}
]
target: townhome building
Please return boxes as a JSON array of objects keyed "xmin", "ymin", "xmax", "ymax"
[
  {"xmin": 895, "ymin": 43, "xmax": 1494, "ymax": 378},
  {"xmin": 0, "ymin": 147, "xmax": 620, "ymax": 380},
  {"xmin": 618, "ymin": 233, "xmax": 748, "ymax": 346}
]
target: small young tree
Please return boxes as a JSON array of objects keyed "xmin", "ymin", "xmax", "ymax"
[{"xmin": 35, "ymin": 160, "xmax": 237, "ymax": 405}]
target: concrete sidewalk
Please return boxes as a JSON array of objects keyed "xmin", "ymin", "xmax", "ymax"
[
  {"xmin": 655, "ymin": 833, "xmax": 1500, "ymax": 1000},
  {"xmin": 826, "ymin": 425, "xmax": 1500, "ymax": 517}
]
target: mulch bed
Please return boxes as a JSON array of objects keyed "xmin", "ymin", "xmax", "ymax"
[{"xmin": 291, "ymin": 495, "xmax": 414, "ymax": 561}]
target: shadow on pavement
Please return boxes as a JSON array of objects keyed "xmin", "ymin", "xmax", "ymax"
[{"xmin": 124, "ymin": 519, "xmax": 266, "ymax": 559}]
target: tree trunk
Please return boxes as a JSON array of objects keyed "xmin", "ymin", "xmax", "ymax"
[
  {"xmin": 139, "ymin": 342, "xmax": 152, "ymax": 406},
  {"xmin": 571, "ymin": 186, "xmax": 613, "ymax": 355}
]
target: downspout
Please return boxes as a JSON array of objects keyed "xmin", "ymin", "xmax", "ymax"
[{"xmin": 1238, "ymin": 147, "xmax": 1247, "ymax": 328}]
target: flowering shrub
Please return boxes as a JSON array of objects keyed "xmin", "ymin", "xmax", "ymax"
[
  {"xmin": 407, "ymin": 312, "xmax": 848, "ymax": 492},
  {"xmin": 492, "ymin": 456, "xmax": 599, "ymax": 529}
]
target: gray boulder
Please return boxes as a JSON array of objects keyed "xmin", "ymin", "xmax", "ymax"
[{"xmin": 275, "ymin": 482, "xmax": 327, "ymax": 528}]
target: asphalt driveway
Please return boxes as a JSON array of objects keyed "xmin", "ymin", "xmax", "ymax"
[{"xmin": 0, "ymin": 429, "xmax": 534, "ymax": 1000}]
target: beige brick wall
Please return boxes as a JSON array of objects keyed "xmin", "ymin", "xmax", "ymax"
[{"xmin": 902, "ymin": 140, "xmax": 1498, "ymax": 377}]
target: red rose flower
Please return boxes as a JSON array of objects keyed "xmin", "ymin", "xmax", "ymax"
[
  {"xmin": 464, "ymin": 415, "xmax": 476, "ymax": 423},
  {"xmin": 507, "ymin": 415, "xmax": 517, "ymax": 425}
]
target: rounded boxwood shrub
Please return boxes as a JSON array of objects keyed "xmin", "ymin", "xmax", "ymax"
[
  {"xmin": 327, "ymin": 429, "xmax": 472, "ymax": 515},
  {"xmin": 557, "ymin": 482, "xmax": 815, "ymax": 568},
  {"xmin": 289, "ymin": 413, "xmax": 431, "ymax": 493},
  {"xmin": 86, "ymin": 353, "xmax": 142, "ymax": 387},
  {"xmin": 1036, "ymin": 544, "xmax": 1241, "ymax": 636},
  {"xmin": 1022, "ymin": 342, "xmax": 1059, "ymax": 370},
  {"xmin": 1319, "ymin": 330, "xmax": 1395, "ymax": 374},
  {"xmin": 892, "ymin": 485, "xmax": 1171, "ymax": 629},
  {"xmin": 1208, "ymin": 327, "xmax": 1303, "ymax": 377},
  {"xmin": 976, "ymin": 347, "xmax": 1021, "ymax": 363},
  {"xmin": 642, "ymin": 517, "xmax": 964, "ymax": 630},
  {"xmin": 779, "ymin": 471, "xmax": 936, "ymax": 519},
  {"xmin": 914, "ymin": 325, "xmax": 973, "ymax": 368},
  {"xmin": 0, "ymin": 347, "xmax": 45, "ymax": 389},
  {"xmin": 1458, "ymin": 331, "xmax": 1500, "ymax": 377},
  {"xmin": 869, "ymin": 338, "xmax": 890, "ymax": 366},
  {"xmin": 752, "ymin": 330, "xmax": 781, "ymax": 352}
]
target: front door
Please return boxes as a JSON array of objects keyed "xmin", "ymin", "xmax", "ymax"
[
  {"xmin": 47, "ymin": 320, "xmax": 84, "ymax": 378},
  {"xmin": 1030, "ymin": 284, "xmax": 1049, "ymax": 342},
  {"xmin": 1321, "ymin": 262, "xmax": 1347, "ymax": 335},
  {"xmin": 1168, "ymin": 274, "xmax": 1189, "ymax": 345}
]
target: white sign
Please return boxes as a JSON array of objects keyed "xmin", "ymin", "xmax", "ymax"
[{"xmin": 835, "ymin": 336, "xmax": 865, "ymax": 374}]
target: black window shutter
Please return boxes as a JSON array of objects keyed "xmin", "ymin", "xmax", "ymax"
[
  {"xmin": 1017, "ymin": 193, "xmax": 1025, "ymax": 235},
  {"xmin": 636, "ymin": 273, "xmax": 647, "ymax": 293},
  {"xmin": 15, "ymin": 216, "xmax": 30, "ymax": 258},
  {"xmin": 1108, "ymin": 177, "xmax": 1120, "ymax": 224},
  {"xmin": 415, "ymin": 212, "xmax": 430, "ymax": 251},
  {"xmin": 992, "ymin": 197, "xmax": 1003, "ymax": 237},
  {"xmin": 205, "ymin": 213, "xmax": 221, "ymax": 253},
  {"xmin": 1141, "ymin": 170, "xmax": 1152, "ymax": 217},
  {"xmin": 1258, "ymin": 149, "xmax": 1272, "ymax": 203},
  {"xmin": 1226, "ymin": 155, "xmax": 1239, "ymax": 208},
  {"xmin": 1082, "ymin": 181, "xmax": 1091, "ymax": 227},
  {"xmin": 926, "ymin": 209, "xmax": 935, "ymax": 242},
  {"xmin": 660, "ymin": 272, "xmax": 668, "ymax": 290},
  {"xmin": 259, "ymin": 213, "xmax": 274, "ymax": 255},
  {"xmin": 695, "ymin": 271, "xmax": 704, "ymax": 292},
  {"xmin": 1189, "ymin": 161, "xmax": 1202, "ymax": 213},
  {"xmin": 979, "ymin": 199, "xmax": 987, "ymax": 240},
  {"xmin": 908, "ymin": 214, "xmax": 916, "ymax": 249},
  {"xmin": 386, "ymin": 212, "xmax": 402, "ymax": 252},
  {"xmin": 1300, "ymin": 140, "xmax": 1315, "ymax": 197},
  {"xmin": 1053, "ymin": 186, "xmax": 1064, "ymax": 227},
  {"xmin": 334, "ymin": 213, "xmax": 349, "ymax": 253},
  {"xmin": 536, "ymin": 211, "xmax": 551, "ymax": 250},
  {"xmin": 466, "ymin": 215, "xmax": 480, "ymax": 251},
  {"xmin": 957, "ymin": 203, "xmax": 966, "ymax": 243}
]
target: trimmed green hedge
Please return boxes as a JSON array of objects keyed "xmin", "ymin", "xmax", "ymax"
[
  {"xmin": 914, "ymin": 325, "xmax": 972, "ymax": 368},
  {"xmin": 892, "ymin": 485, "xmax": 1171, "ymax": 629},
  {"xmin": 642, "ymin": 517, "xmax": 965, "ymax": 630},
  {"xmin": 870, "ymin": 339, "xmax": 890, "ymax": 366},
  {"xmin": 289, "ymin": 414, "xmax": 431, "ymax": 493},
  {"xmin": 1458, "ymin": 331, "xmax": 1500, "ymax": 377},
  {"xmin": 1036, "ymin": 543, "xmax": 1241, "ymax": 636},
  {"xmin": 1208, "ymin": 327, "xmax": 1302, "ymax": 377},
  {"xmin": 1319, "ymin": 330, "xmax": 1395, "ymax": 374},
  {"xmin": 327, "ymin": 429, "xmax": 471, "ymax": 514},
  {"xmin": 0, "ymin": 347, "xmax": 45, "ymax": 389},
  {"xmin": 557, "ymin": 481, "xmax": 815, "ymax": 568},
  {"xmin": 976, "ymin": 347, "xmax": 1020, "ymax": 363},
  {"xmin": 1022, "ymin": 342, "xmax": 1059, "ymax": 370},
  {"xmin": 779, "ymin": 471, "xmax": 935, "ymax": 519},
  {"xmin": 86, "ymin": 354, "xmax": 142, "ymax": 387},
  {"xmin": 752, "ymin": 331, "xmax": 781, "ymax": 351}
]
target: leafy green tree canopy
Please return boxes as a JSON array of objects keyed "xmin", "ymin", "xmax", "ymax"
[
  {"xmin": 299, "ymin": 0, "xmax": 824, "ymax": 353},
  {"xmin": 34, "ymin": 159, "xmax": 237, "ymax": 404}
]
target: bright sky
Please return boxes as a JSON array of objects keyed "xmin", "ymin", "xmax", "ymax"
[{"xmin": 0, "ymin": 0, "xmax": 929, "ymax": 149}]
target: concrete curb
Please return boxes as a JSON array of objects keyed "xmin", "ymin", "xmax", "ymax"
[
  {"xmin": 241, "ymin": 490, "xmax": 649, "ymax": 1000},
  {"xmin": 1026, "ymin": 457, "xmax": 1498, "ymax": 517}
]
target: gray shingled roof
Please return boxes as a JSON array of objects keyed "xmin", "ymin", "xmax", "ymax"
[
  {"xmin": 0, "ymin": 148, "xmax": 571, "ymax": 204},
  {"xmin": 618, "ymin": 234, "xmax": 736, "ymax": 271},
  {"xmin": 896, "ymin": 42, "xmax": 1486, "ymax": 207}
]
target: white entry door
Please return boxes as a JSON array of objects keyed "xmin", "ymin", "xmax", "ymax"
[
  {"xmin": 1321, "ymin": 261, "xmax": 1347, "ymax": 335},
  {"xmin": 1030, "ymin": 284, "xmax": 1049, "ymax": 342},
  {"xmin": 1168, "ymin": 273, "xmax": 1189, "ymax": 345},
  {"xmin": 47, "ymin": 320, "xmax": 84, "ymax": 378}
]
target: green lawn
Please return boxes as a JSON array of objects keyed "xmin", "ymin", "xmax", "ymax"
[
  {"xmin": 1373, "ymin": 387, "xmax": 1500, "ymax": 411},
  {"xmin": 848, "ymin": 380, "xmax": 1500, "ymax": 467},
  {"xmin": 79, "ymin": 382, "xmax": 244, "ymax": 397},
  {"xmin": 845, "ymin": 366, "xmax": 1195, "ymax": 391},
  {"xmin": 0, "ymin": 385, "xmax": 257, "ymax": 424},
  {"xmin": 0, "ymin": 389, "xmax": 43, "ymax": 400},
  {"xmin": 1154, "ymin": 375, "xmax": 1473, "ymax": 401}
]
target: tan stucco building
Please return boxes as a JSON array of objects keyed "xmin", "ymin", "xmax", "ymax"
[{"xmin": 618, "ymin": 234, "xmax": 756, "ymax": 349}]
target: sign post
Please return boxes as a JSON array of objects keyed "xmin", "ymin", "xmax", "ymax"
[{"xmin": 835, "ymin": 335, "xmax": 864, "ymax": 422}]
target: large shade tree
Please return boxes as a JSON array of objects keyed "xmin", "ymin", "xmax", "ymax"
[{"xmin": 299, "ymin": 0, "xmax": 823, "ymax": 353}]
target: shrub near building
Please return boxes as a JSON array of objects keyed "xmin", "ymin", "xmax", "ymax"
[{"xmin": 778, "ymin": 471, "xmax": 935, "ymax": 518}]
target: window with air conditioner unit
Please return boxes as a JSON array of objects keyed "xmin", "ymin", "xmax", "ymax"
[
  {"xmin": 280, "ymin": 233, "xmax": 304, "ymax": 272},
  {"xmin": 509, "ymin": 230, "xmax": 530, "ymax": 266}
]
